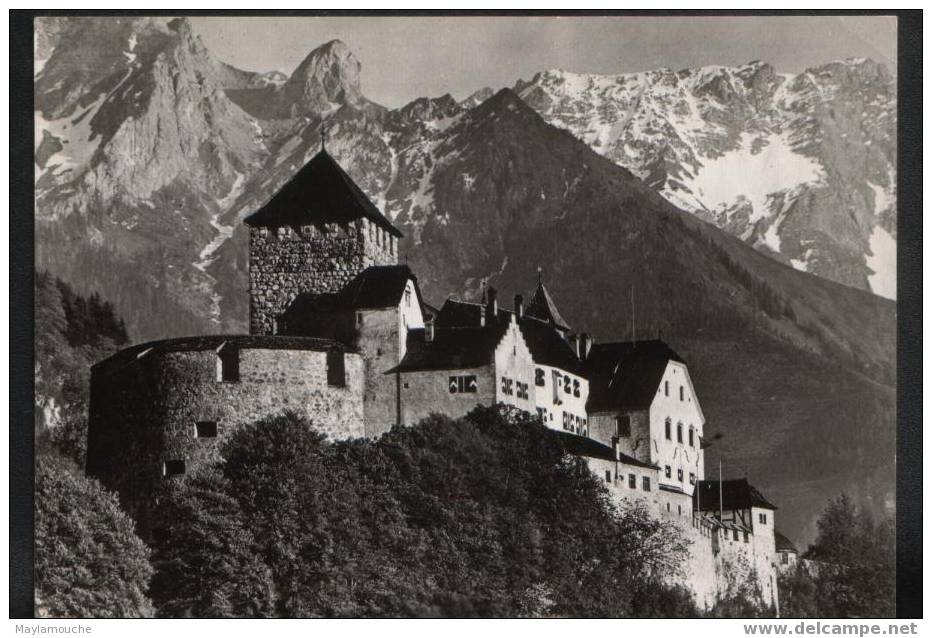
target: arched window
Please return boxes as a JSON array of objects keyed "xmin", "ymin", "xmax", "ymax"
[
  {"xmin": 664, "ymin": 418, "xmax": 671, "ymax": 440},
  {"xmin": 689, "ymin": 426, "xmax": 695, "ymax": 447},
  {"xmin": 677, "ymin": 422, "xmax": 683, "ymax": 443}
]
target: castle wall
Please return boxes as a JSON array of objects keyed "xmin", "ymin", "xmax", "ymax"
[
  {"xmin": 751, "ymin": 506, "xmax": 779, "ymax": 610},
  {"xmin": 533, "ymin": 363, "xmax": 589, "ymax": 435},
  {"xmin": 399, "ymin": 365, "xmax": 496, "ymax": 425},
  {"xmin": 649, "ymin": 361, "xmax": 705, "ymax": 496},
  {"xmin": 356, "ymin": 308, "xmax": 403, "ymax": 437},
  {"xmin": 589, "ymin": 409, "xmax": 652, "ymax": 464},
  {"xmin": 494, "ymin": 320, "xmax": 537, "ymax": 415},
  {"xmin": 248, "ymin": 219, "xmax": 397, "ymax": 335},
  {"xmin": 87, "ymin": 342, "xmax": 365, "ymax": 533}
]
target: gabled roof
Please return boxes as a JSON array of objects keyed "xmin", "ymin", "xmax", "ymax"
[
  {"xmin": 394, "ymin": 324, "xmax": 508, "ymax": 372},
  {"xmin": 554, "ymin": 431, "xmax": 658, "ymax": 470},
  {"xmin": 432, "ymin": 299, "xmax": 584, "ymax": 375},
  {"xmin": 525, "ymin": 280, "xmax": 570, "ymax": 331},
  {"xmin": 244, "ymin": 149, "xmax": 402, "ymax": 237},
  {"xmin": 585, "ymin": 340, "xmax": 686, "ymax": 413},
  {"xmin": 284, "ymin": 266, "xmax": 418, "ymax": 316},
  {"xmin": 692, "ymin": 478, "xmax": 778, "ymax": 512},
  {"xmin": 775, "ymin": 531, "xmax": 798, "ymax": 553}
]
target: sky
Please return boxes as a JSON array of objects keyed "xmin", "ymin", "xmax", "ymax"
[{"xmin": 190, "ymin": 15, "xmax": 897, "ymax": 108}]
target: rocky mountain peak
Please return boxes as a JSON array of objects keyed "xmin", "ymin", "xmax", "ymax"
[{"xmin": 281, "ymin": 38, "xmax": 362, "ymax": 113}]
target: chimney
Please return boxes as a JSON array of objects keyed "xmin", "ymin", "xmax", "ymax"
[
  {"xmin": 580, "ymin": 333, "xmax": 592, "ymax": 360},
  {"xmin": 486, "ymin": 286, "xmax": 498, "ymax": 323},
  {"xmin": 425, "ymin": 319, "xmax": 435, "ymax": 343},
  {"xmin": 514, "ymin": 294, "xmax": 524, "ymax": 318}
]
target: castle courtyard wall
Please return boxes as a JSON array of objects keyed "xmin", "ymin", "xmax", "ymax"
[{"xmin": 87, "ymin": 341, "xmax": 364, "ymax": 532}]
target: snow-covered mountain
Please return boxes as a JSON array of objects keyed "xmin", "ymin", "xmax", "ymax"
[{"xmin": 514, "ymin": 61, "xmax": 897, "ymax": 298}]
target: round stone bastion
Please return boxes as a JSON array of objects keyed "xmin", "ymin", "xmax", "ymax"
[{"xmin": 86, "ymin": 334, "xmax": 365, "ymax": 532}]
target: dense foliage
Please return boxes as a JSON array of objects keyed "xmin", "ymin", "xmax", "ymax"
[
  {"xmin": 779, "ymin": 494, "xmax": 895, "ymax": 618},
  {"xmin": 34, "ymin": 453, "xmax": 153, "ymax": 618},
  {"xmin": 35, "ymin": 270, "xmax": 129, "ymax": 466},
  {"xmin": 149, "ymin": 407, "xmax": 696, "ymax": 618}
]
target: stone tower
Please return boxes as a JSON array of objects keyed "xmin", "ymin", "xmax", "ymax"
[{"xmin": 244, "ymin": 149, "xmax": 403, "ymax": 335}]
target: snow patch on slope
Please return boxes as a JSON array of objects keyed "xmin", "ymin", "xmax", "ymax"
[
  {"xmin": 866, "ymin": 224, "xmax": 896, "ymax": 300},
  {"xmin": 687, "ymin": 132, "xmax": 824, "ymax": 223}
]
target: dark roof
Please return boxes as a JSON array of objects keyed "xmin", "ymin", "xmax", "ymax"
[
  {"xmin": 432, "ymin": 299, "xmax": 584, "ymax": 375},
  {"xmin": 518, "ymin": 316, "xmax": 585, "ymax": 375},
  {"xmin": 244, "ymin": 149, "xmax": 402, "ymax": 237},
  {"xmin": 692, "ymin": 479, "xmax": 778, "ymax": 512},
  {"xmin": 394, "ymin": 324, "xmax": 507, "ymax": 372},
  {"xmin": 775, "ymin": 531, "xmax": 798, "ymax": 553},
  {"xmin": 554, "ymin": 431, "xmax": 657, "ymax": 469},
  {"xmin": 285, "ymin": 266, "xmax": 418, "ymax": 316},
  {"xmin": 93, "ymin": 334, "xmax": 354, "ymax": 373},
  {"xmin": 525, "ymin": 280, "xmax": 570, "ymax": 330},
  {"xmin": 585, "ymin": 340, "xmax": 685, "ymax": 413}
]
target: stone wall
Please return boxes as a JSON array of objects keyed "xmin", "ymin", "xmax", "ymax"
[
  {"xmin": 356, "ymin": 308, "xmax": 402, "ymax": 437},
  {"xmin": 87, "ymin": 340, "xmax": 365, "ymax": 534},
  {"xmin": 248, "ymin": 219, "xmax": 397, "ymax": 335},
  {"xmin": 590, "ymin": 409, "xmax": 651, "ymax": 464},
  {"xmin": 399, "ymin": 365, "xmax": 496, "ymax": 425}
]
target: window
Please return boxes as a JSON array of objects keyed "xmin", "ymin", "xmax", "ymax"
[
  {"xmin": 563, "ymin": 375, "xmax": 572, "ymax": 394},
  {"xmin": 535, "ymin": 368, "xmax": 545, "ymax": 387},
  {"xmin": 404, "ymin": 289, "xmax": 412, "ymax": 307},
  {"xmin": 516, "ymin": 381, "xmax": 529, "ymax": 400},
  {"xmin": 678, "ymin": 504, "xmax": 682, "ymax": 516},
  {"xmin": 216, "ymin": 345, "xmax": 239, "ymax": 383},
  {"xmin": 642, "ymin": 476, "xmax": 651, "ymax": 492},
  {"xmin": 666, "ymin": 502, "xmax": 670, "ymax": 512},
  {"xmin": 677, "ymin": 469, "xmax": 684, "ymax": 482},
  {"xmin": 680, "ymin": 385, "xmax": 684, "ymax": 401},
  {"xmin": 501, "ymin": 377, "xmax": 514, "ymax": 395},
  {"xmin": 327, "ymin": 350, "xmax": 346, "ymax": 387},
  {"xmin": 628, "ymin": 474, "xmax": 636, "ymax": 489},
  {"xmin": 733, "ymin": 529, "xmax": 739, "ymax": 541},
  {"xmin": 759, "ymin": 512, "xmax": 767, "ymax": 525},
  {"xmin": 572, "ymin": 379, "xmax": 580, "ymax": 398},
  {"xmin": 537, "ymin": 408, "xmax": 547, "ymax": 422},
  {"xmin": 677, "ymin": 423, "xmax": 683, "ymax": 443},
  {"xmin": 664, "ymin": 381, "xmax": 669, "ymax": 396},
  {"xmin": 163, "ymin": 460, "xmax": 185, "ymax": 477},
  {"xmin": 689, "ymin": 428, "xmax": 694, "ymax": 447},
  {"xmin": 781, "ymin": 553, "xmax": 789, "ymax": 565},
  {"xmin": 552, "ymin": 371, "xmax": 561, "ymax": 404},
  {"xmin": 605, "ymin": 471, "xmax": 612, "ymax": 483},
  {"xmin": 665, "ymin": 419, "xmax": 671, "ymax": 440},
  {"xmin": 665, "ymin": 465, "xmax": 671, "ymax": 478},
  {"xmin": 449, "ymin": 375, "xmax": 478, "ymax": 394},
  {"xmin": 616, "ymin": 415, "xmax": 631, "ymax": 437},
  {"xmin": 195, "ymin": 421, "xmax": 218, "ymax": 438},
  {"xmin": 689, "ymin": 472, "xmax": 696, "ymax": 485}
]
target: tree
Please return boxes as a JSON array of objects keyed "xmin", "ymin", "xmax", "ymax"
[
  {"xmin": 34, "ymin": 453, "xmax": 153, "ymax": 618},
  {"xmin": 148, "ymin": 467, "xmax": 274, "ymax": 618},
  {"xmin": 804, "ymin": 494, "xmax": 895, "ymax": 617}
]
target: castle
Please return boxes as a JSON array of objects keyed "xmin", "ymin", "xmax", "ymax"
[{"xmin": 87, "ymin": 147, "xmax": 787, "ymax": 613}]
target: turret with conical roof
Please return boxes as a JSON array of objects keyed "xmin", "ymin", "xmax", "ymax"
[
  {"xmin": 246, "ymin": 147, "xmax": 403, "ymax": 335},
  {"xmin": 525, "ymin": 271, "xmax": 571, "ymax": 335}
]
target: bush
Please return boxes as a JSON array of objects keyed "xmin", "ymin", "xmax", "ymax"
[
  {"xmin": 34, "ymin": 453, "xmax": 153, "ymax": 618},
  {"xmin": 148, "ymin": 406, "xmax": 695, "ymax": 617}
]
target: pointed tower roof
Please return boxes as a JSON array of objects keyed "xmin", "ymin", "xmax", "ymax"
[
  {"xmin": 244, "ymin": 149, "xmax": 402, "ymax": 237},
  {"xmin": 525, "ymin": 278, "xmax": 570, "ymax": 331}
]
